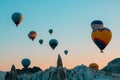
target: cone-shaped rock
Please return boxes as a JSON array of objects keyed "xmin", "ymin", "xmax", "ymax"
[
  {"xmin": 54, "ymin": 54, "xmax": 65, "ymax": 80},
  {"xmin": 57, "ymin": 54, "xmax": 63, "ymax": 68},
  {"xmin": 5, "ymin": 64, "xmax": 18, "ymax": 80}
]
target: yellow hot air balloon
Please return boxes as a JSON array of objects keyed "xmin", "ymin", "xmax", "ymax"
[
  {"xmin": 89, "ymin": 63, "xmax": 99, "ymax": 70},
  {"xmin": 91, "ymin": 27, "xmax": 112, "ymax": 53}
]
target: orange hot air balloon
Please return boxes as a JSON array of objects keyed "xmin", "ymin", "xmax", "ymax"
[
  {"xmin": 89, "ymin": 63, "xmax": 99, "ymax": 70},
  {"xmin": 28, "ymin": 31, "xmax": 37, "ymax": 41},
  {"xmin": 91, "ymin": 27, "xmax": 112, "ymax": 53},
  {"xmin": 11, "ymin": 12, "xmax": 23, "ymax": 27}
]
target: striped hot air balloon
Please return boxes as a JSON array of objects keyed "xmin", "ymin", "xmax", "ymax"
[
  {"xmin": 91, "ymin": 20, "xmax": 103, "ymax": 30},
  {"xmin": 91, "ymin": 27, "xmax": 112, "ymax": 53}
]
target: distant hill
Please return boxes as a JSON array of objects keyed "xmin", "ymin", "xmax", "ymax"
[{"xmin": 102, "ymin": 58, "xmax": 120, "ymax": 74}]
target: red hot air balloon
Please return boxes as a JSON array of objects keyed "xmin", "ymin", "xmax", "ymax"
[
  {"xmin": 11, "ymin": 12, "xmax": 23, "ymax": 27},
  {"xmin": 91, "ymin": 27, "xmax": 112, "ymax": 53},
  {"xmin": 28, "ymin": 31, "xmax": 37, "ymax": 41}
]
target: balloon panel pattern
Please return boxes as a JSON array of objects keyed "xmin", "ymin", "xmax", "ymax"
[{"xmin": 91, "ymin": 28, "xmax": 112, "ymax": 51}]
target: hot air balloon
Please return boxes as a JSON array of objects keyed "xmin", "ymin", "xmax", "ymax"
[
  {"xmin": 21, "ymin": 58, "xmax": 31, "ymax": 68},
  {"xmin": 64, "ymin": 50, "xmax": 68, "ymax": 55},
  {"xmin": 91, "ymin": 27, "xmax": 112, "ymax": 53},
  {"xmin": 91, "ymin": 20, "xmax": 103, "ymax": 30},
  {"xmin": 89, "ymin": 63, "xmax": 99, "ymax": 70},
  {"xmin": 11, "ymin": 12, "xmax": 23, "ymax": 27},
  {"xmin": 49, "ymin": 29, "xmax": 53, "ymax": 34},
  {"xmin": 49, "ymin": 39, "xmax": 58, "ymax": 50},
  {"xmin": 39, "ymin": 39, "xmax": 43, "ymax": 45},
  {"xmin": 28, "ymin": 31, "xmax": 37, "ymax": 41}
]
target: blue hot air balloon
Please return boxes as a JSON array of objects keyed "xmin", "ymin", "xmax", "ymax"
[
  {"xmin": 91, "ymin": 20, "xmax": 103, "ymax": 30},
  {"xmin": 21, "ymin": 58, "xmax": 31, "ymax": 68},
  {"xmin": 39, "ymin": 39, "xmax": 43, "ymax": 45},
  {"xmin": 64, "ymin": 50, "xmax": 68, "ymax": 55},
  {"xmin": 11, "ymin": 12, "xmax": 23, "ymax": 27},
  {"xmin": 49, "ymin": 39, "xmax": 58, "ymax": 50},
  {"xmin": 49, "ymin": 29, "xmax": 53, "ymax": 34}
]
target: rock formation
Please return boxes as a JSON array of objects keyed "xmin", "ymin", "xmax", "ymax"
[
  {"xmin": 102, "ymin": 58, "xmax": 120, "ymax": 74},
  {"xmin": 5, "ymin": 64, "xmax": 18, "ymax": 80},
  {"xmin": 54, "ymin": 54, "xmax": 66, "ymax": 80},
  {"xmin": 57, "ymin": 54, "xmax": 63, "ymax": 68}
]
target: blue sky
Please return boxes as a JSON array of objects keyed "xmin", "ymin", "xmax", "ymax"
[{"xmin": 0, "ymin": 0, "xmax": 120, "ymax": 71}]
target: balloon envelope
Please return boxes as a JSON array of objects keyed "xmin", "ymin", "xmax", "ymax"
[
  {"xmin": 49, "ymin": 39, "xmax": 58, "ymax": 50},
  {"xmin": 11, "ymin": 12, "xmax": 23, "ymax": 26},
  {"xmin": 21, "ymin": 58, "xmax": 31, "ymax": 68},
  {"xmin": 39, "ymin": 39, "xmax": 43, "ymax": 44},
  {"xmin": 64, "ymin": 50, "xmax": 68, "ymax": 55},
  {"xmin": 28, "ymin": 31, "xmax": 37, "ymax": 41},
  {"xmin": 91, "ymin": 27, "xmax": 112, "ymax": 53},
  {"xmin": 89, "ymin": 63, "xmax": 99, "ymax": 70},
  {"xmin": 49, "ymin": 29, "xmax": 53, "ymax": 34},
  {"xmin": 91, "ymin": 20, "xmax": 103, "ymax": 30}
]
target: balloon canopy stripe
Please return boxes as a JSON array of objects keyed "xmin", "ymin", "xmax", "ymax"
[
  {"xmin": 92, "ymin": 30, "xmax": 112, "ymax": 44},
  {"xmin": 92, "ymin": 28, "xmax": 111, "ymax": 32},
  {"xmin": 94, "ymin": 38, "xmax": 107, "ymax": 50}
]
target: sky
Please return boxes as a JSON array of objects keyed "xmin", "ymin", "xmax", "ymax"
[{"xmin": 0, "ymin": 0, "xmax": 120, "ymax": 71}]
